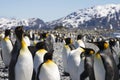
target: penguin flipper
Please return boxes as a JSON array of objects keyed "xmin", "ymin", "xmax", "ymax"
[
  {"xmin": 68, "ymin": 44, "xmax": 76, "ymax": 50},
  {"xmin": 36, "ymin": 62, "xmax": 44, "ymax": 80},
  {"xmin": 32, "ymin": 69, "xmax": 36, "ymax": 80},
  {"xmin": 80, "ymin": 70, "xmax": 88, "ymax": 80},
  {"xmin": 1, "ymin": 50, "xmax": 3, "ymax": 60},
  {"xmin": 28, "ymin": 46, "xmax": 37, "ymax": 58},
  {"xmin": 9, "ymin": 41, "xmax": 20, "ymax": 80}
]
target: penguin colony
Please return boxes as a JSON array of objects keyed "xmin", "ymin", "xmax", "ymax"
[{"xmin": 0, "ymin": 26, "xmax": 120, "ymax": 80}]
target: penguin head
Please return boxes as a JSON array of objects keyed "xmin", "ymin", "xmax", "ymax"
[
  {"xmin": 41, "ymin": 32, "xmax": 48, "ymax": 39},
  {"xmin": 5, "ymin": 29, "xmax": 11, "ymax": 37},
  {"xmin": 77, "ymin": 34, "xmax": 83, "ymax": 40},
  {"xmin": 65, "ymin": 37, "xmax": 73, "ymax": 45},
  {"xmin": 44, "ymin": 52, "xmax": 53, "ymax": 62},
  {"xmin": 15, "ymin": 26, "xmax": 24, "ymax": 41},
  {"xmin": 109, "ymin": 38, "xmax": 116, "ymax": 47},
  {"xmin": 85, "ymin": 48, "xmax": 95, "ymax": 55},
  {"xmin": 80, "ymin": 48, "xmax": 95, "ymax": 58},
  {"xmin": 93, "ymin": 41, "xmax": 109, "ymax": 51},
  {"xmin": 36, "ymin": 41, "xmax": 46, "ymax": 50}
]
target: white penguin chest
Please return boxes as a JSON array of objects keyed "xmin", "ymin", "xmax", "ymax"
[
  {"xmin": 1, "ymin": 40, "xmax": 13, "ymax": 52},
  {"xmin": 39, "ymin": 61, "xmax": 60, "ymax": 80},
  {"xmin": 34, "ymin": 52, "xmax": 46, "ymax": 72},
  {"xmin": 15, "ymin": 48, "xmax": 33, "ymax": 80},
  {"xmin": 17, "ymin": 48, "xmax": 33, "ymax": 65}
]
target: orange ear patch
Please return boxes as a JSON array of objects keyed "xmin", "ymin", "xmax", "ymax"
[
  {"xmin": 104, "ymin": 42, "xmax": 109, "ymax": 49},
  {"xmin": 90, "ymin": 50, "xmax": 94, "ymax": 54},
  {"xmin": 96, "ymin": 53, "xmax": 101, "ymax": 59}
]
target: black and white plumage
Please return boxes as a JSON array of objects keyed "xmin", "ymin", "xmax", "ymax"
[
  {"xmin": 62, "ymin": 37, "xmax": 75, "ymax": 75},
  {"xmin": 67, "ymin": 47, "xmax": 85, "ymax": 80},
  {"xmin": 37, "ymin": 52, "xmax": 60, "ymax": 80},
  {"xmin": 94, "ymin": 41, "xmax": 119, "ymax": 80},
  {"xmin": 78, "ymin": 48, "xmax": 95, "ymax": 80},
  {"xmin": 1, "ymin": 29, "xmax": 13, "ymax": 67},
  {"xmin": 9, "ymin": 26, "xmax": 33, "ymax": 80},
  {"xmin": 33, "ymin": 41, "xmax": 48, "ymax": 73}
]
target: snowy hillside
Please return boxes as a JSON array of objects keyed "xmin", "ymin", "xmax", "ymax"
[
  {"xmin": 0, "ymin": 4, "xmax": 120, "ymax": 30},
  {"xmin": 47, "ymin": 4, "xmax": 120, "ymax": 29},
  {"xmin": 0, "ymin": 18, "xmax": 47, "ymax": 29}
]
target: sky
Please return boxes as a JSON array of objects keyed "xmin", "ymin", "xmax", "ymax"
[{"xmin": 0, "ymin": 0, "xmax": 120, "ymax": 22}]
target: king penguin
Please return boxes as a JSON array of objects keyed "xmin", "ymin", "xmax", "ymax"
[
  {"xmin": 109, "ymin": 38, "xmax": 119, "ymax": 66},
  {"xmin": 9, "ymin": 26, "xmax": 33, "ymax": 80},
  {"xmin": 1, "ymin": 29, "xmax": 13, "ymax": 67},
  {"xmin": 78, "ymin": 48, "xmax": 95, "ymax": 80},
  {"xmin": 37, "ymin": 52, "xmax": 60, "ymax": 80},
  {"xmin": 62, "ymin": 37, "xmax": 75, "ymax": 76},
  {"xmin": 94, "ymin": 41, "xmax": 119, "ymax": 80},
  {"xmin": 67, "ymin": 46, "xmax": 85, "ymax": 80},
  {"xmin": 33, "ymin": 41, "xmax": 48, "ymax": 74},
  {"xmin": 94, "ymin": 51, "xmax": 105, "ymax": 80}
]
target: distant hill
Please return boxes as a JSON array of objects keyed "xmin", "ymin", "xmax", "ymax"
[
  {"xmin": 0, "ymin": 18, "xmax": 47, "ymax": 30},
  {"xmin": 47, "ymin": 4, "xmax": 120, "ymax": 29},
  {"xmin": 1, "ymin": 4, "xmax": 120, "ymax": 30}
]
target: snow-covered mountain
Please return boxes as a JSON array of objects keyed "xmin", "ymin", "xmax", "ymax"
[
  {"xmin": 0, "ymin": 18, "xmax": 47, "ymax": 30},
  {"xmin": 1, "ymin": 4, "xmax": 120, "ymax": 30},
  {"xmin": 47, "ymin": 4, "xmax": 120, "ymax": 29}
]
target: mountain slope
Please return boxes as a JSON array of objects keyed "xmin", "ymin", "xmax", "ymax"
[
  {"xmin": 47, "ymin": 4, "xmax": 120, "ymax": 29},
  {"xmin": 0, "ymin": 18, "xmax": 47, "ymax": 29}
]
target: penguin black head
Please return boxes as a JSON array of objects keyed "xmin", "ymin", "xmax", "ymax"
[
  {"xmin": 77, "ymin": 34, "xmax": 83, "ymax": 40},
  {"xmin": 41, "ymin": 32, "xmax": 48, "ymax": 39},
  {"xmin": 80, "ymin": 48, "xmax": 95, "ymax": 58},
  {"xmin": 93, "ymin": 41, "xmax": 109, "ymax": 51},
  {"xmin": 65, "ymin": 37, "xmax": 72, "ymax": 45},
  {"xmin": 36, "ymin": 41, "xmax": 46, "ymax": 50},
  {"xmin": 5, "ymin": 29, "xmax": 11, "ymax": 37},
  {"xmin": 84, "ymin": 48, "xmax": 95, "ymax": 55},
  {"xmin": 15, "ymin": 26, "xmax": 24, "ymax": 41},
  {"xmin": 109, "ymin": 38, "xmax": 116, "ymax": 47},
  {"xmin": 44, "ymin": 52, "xmax": 53, "ymax": 62}
]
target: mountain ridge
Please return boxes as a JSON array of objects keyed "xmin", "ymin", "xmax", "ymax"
[
  {"xmin": 0, "ymin": 18, "xmax": 47, "ymax": 30},
  {"xmin": 0, "ymin": 4, "xmax": 120, "ymax": 30},
  {"xmin": 47, "ymin": 4, "xmax": 120, "ymax": 29}
]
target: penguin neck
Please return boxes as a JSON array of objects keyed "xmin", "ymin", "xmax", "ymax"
[
  {"xmin": 79, "ymin": 47, "xmax": 85, "ymax": 52},
  {"xmin": 4, "ymin": 36, "xmax": 9, "ymax": 41},
  {"xmin": 45, "ymin": 59, "xmax": 53, "ymax": 64},
  {"xmin": 21, "ymin": 38, "xmax": 27, "ymax": 49},
  {"xmin": 38, "ymin": 49, "xmax": 47, "ymax": 53}
]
